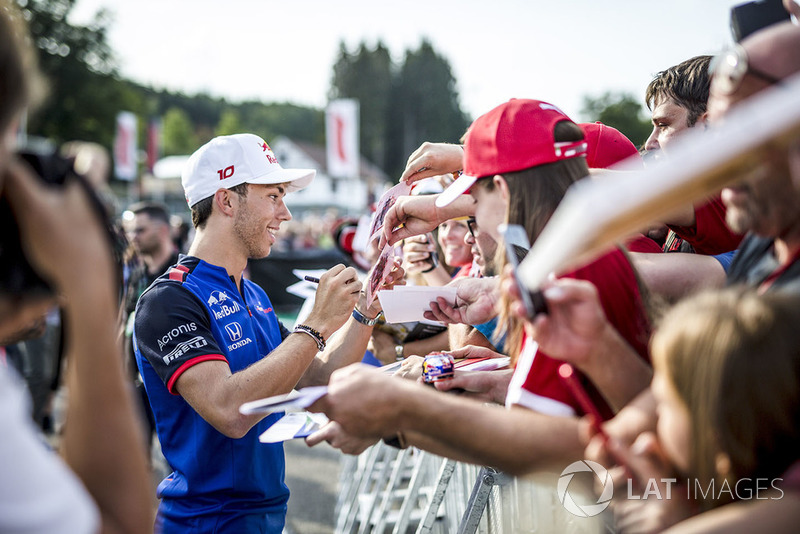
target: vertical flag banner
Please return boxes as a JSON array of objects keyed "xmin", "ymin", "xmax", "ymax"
[
  {"xmin": 114, "ymin": 111, "xmax": 138, "ymax": 181},
  {"xmin": 326, "ymin": 99, "xmax": 359, "ymax": 179},
  {"xmin": 146, "ymin": 117, "xmax": 161, "ymax": 174}
]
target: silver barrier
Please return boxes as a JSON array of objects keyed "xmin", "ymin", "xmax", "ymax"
[{"xmin": 335, "ymin": 442, "xmax": 607, "ymax": 534}]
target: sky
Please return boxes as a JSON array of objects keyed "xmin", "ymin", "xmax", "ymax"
[{"xmin": 69, "ymin": 0, "xmax": 743, "ymax": 123}]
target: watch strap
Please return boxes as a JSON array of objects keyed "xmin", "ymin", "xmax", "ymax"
[{"xmin": 352, "ymin": 306, "xmax": 378, "ymax": 326}]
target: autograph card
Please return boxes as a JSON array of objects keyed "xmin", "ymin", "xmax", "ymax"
[
  {"xmin": 364, "ymin": 245, "xmax": 398, "ymax": 308},
  {"xmin": 258, "ymin": 412, "xmax": 329, "ymax": 443},
  {"xmin": 239, "ymin": 386, "xmax": 328, "ymax": 415},
  {"xmin": 368, "ymin": 182, "xmax": 412, "ymax": 244}
]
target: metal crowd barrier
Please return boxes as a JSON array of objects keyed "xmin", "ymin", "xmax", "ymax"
[{"xmin": 334, "ymin": 441, "xmax": 607, "ymax": 534}]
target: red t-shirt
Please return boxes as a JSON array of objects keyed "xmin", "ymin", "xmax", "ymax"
[
  {"xmin": 505, "ymin": 247, "xmax": 651, "ymax": 420},
  {"xmin": 624, "ymin": 234, "xmax": 663, "ymax": 254},
  {"xmin": 666, "ymin": 196, "xmax": 743, "ymax": 255}
]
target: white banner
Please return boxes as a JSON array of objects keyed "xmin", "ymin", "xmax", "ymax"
[
  {"xmin": 326, "ymin": 99, "xmax": 359, "ymax": 179},
  {"xmin": 114, "ymin": 111, "xmax": 138, "ymax": 181}
]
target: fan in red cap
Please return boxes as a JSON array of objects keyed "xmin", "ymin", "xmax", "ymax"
[{"xmin": 436, "ymin": 99, "xmax": 588, "ymax": 208}]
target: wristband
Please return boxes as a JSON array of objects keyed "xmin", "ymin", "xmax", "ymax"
[
  {"xmin": 294, "ymin": 324, "xmax": 326, "ymax": 351},
  {"xmin": 352, "ymin": 306, "xmax": 378, "ymax": 327}
]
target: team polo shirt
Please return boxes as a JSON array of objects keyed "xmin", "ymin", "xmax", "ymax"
[
  {"xmin": 134, "ymin": 256, "xmax": 292, "ymax": 532},
  {"xmin": 506, "ymin": 247, "xmax": 651, "ymax": 420},
  {"xmin": 666, "ymin": 196, "xmax": 743, "ymax": 255}
]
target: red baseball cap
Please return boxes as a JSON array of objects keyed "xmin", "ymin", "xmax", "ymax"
[
  {"xmin": 580, "ymin": 122, "xmax": 641, "ymax": 169},
  {"xmin": 436, "ymin": 99, "xmax": 587, "ymax": 207}
]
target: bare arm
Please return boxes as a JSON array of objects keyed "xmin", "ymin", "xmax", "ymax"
[
  {"xmin": 314, "ymin": 364, "xmax": 584, "ymax": 476},
  {"xmin": 400, "ymin": 142, "xmax": 464, "ymax": 184},
  {"xmin": 381, "ymin": 194, "xmax": 476, "ymax": 247},
  {"xmin": 448, "ymin": 324, "xmax": 496, "ymax": 352},
  {"xmin": 300, "ymin": 264, "xmax": 406, "ymax": 385},
  {"xmin": 632, "ymin": 252, "xmax": 726, "ymax": 302},
  {"xmin": 175, "ymin": 265, "xmax": 363, "ymax": 438}
]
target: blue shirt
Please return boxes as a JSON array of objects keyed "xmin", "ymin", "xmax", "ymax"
[
  {"xmin": 134, "ymin": 256, "xmax": 291, "ymax": 533},
  {"xmin": 473, "ymin": 317, "xmax": 506, "ymax": 354}
]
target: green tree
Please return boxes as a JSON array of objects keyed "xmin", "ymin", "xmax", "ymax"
[
  {"xmin": 19, "ymin": 0, "xmax": 143, "ymax": 145},
  {"xmin": 387, "ymin": 40, "xmax": 469, "ymax": 178},
  {"xmin": 162, "ymin": 107, "xmax": 199, "ymax": 155},
  {"xmin": 580, "ymin": 92, "xmax": 652, "ymax": 148},
  {"xmin": 330, "ymin": 41, "xmax": 393, "ymax": 170},
  {"xmin": 215, "ymin": 109, "xmax": 243, "ymax": 137},
  {"xmin": 236, "ymin": 102, "xmax": 324, "ymax": 145},
  {"xmin": 330, "ymin": 39, "xmax": 469, "ymax": 179}
]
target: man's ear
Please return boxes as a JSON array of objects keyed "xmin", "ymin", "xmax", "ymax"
[
  {"xmin": 214, "ymin": 188, "xmax": 237, "ymax": 218},
  {"xmin": 493, "ymin": 174, "xmax": 510, "ymax": 201}
]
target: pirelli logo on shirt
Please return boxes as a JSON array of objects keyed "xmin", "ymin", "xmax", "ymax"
[{"xmin": 162, "ymin": 336, "xmax": 208, "ymax": 365}]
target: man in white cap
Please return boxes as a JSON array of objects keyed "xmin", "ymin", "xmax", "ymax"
[{"xmin": 133, "ymin": 133, "xmax": 394, "ymax": 533}]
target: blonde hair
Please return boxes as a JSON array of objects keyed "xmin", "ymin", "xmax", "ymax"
[{"xmin": 652, "ymin": 287, "xmax": 800, "ymax": 510}]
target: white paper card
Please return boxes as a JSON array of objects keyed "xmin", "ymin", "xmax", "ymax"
[
  {"xmin": 239, "ymin": 386, "xmax": 328, "ymax": 415},
  {"xmin": 258, "ymin": 412, "xmax": 329, "ymax": 443},
  {"xmin": 458, "ymin": 357, "xmax": 511, "ymax": 372},
  {"xmin": 377, "ymin": 285, "xmax": 458, "ymax": 323}
]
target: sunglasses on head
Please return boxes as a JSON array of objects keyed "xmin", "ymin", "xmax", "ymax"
[{"xmin": 709, "ymin": 44, "xmax": 782, "ymax": 95}]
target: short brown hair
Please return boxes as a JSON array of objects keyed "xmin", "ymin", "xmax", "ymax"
[
  {"xmin": 645, "ymin": 55, "xmax": 711, "ymax": 127},
  {"xmin": 190, "ymin": 182, "xmax": 249, "ymax": 229}
]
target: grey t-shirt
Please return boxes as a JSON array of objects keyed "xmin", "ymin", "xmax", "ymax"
[{"xmin": 727, "ymin": 234, "xmax": 800, "ymax": 293}]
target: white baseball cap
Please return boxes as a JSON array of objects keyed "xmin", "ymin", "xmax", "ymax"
[{"xmin": 181, "ymin": 133, "xmax": 316, "ymax": 207}]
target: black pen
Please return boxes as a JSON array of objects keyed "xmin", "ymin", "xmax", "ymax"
[{"xmin": 304, "ymin": 276, "xmax": 320, "ymax": 284}]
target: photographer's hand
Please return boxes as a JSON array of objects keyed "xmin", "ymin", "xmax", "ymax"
[
  {"xmin": 4, "ymin": 159, "xmax": 153, "ymax": 534},
  {"xmin": 4, "ymin": 159, "xmax": 115, "ymax": 294}
]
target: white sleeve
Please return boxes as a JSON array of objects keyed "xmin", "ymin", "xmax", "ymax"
[{"xmin": 0, "ymin": 365, "xmax": 99, "ymax": 534}]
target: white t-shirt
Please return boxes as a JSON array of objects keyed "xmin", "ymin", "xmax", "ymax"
[{"xmin": 0, "ymin": 364, "xmax": 99, "ymax": 534}]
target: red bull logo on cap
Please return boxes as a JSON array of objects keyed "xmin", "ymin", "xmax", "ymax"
[{"xmin": 258, "ymin": 141, "xmax": 278, "ymax": 164}]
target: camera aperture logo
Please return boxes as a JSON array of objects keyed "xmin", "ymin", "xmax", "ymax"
[{"xmin": 558, "ymin": 460, "xmax": 613, "ymax": 517}]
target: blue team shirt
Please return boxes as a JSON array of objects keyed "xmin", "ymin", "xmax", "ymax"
[{"xmin": 134, "ymin": 256, "xmax": 291, "ymax": 533}]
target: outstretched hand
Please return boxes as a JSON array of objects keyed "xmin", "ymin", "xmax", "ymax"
[
  {"xmin": 380, "ymin": 195, "xmax": 443, "ymax": 248},
  {"xmin": 400, "ymin": 142, "xmax": 463, "ymax": 185},
  {"xmin": 306, "ymin": 421, "xmax": 379, "ymax": 456},
  {"xmin": 308, "ymin": 363, "xmax": 414, "ymax": 438},
  {"xmin": 423, "ymin": 276, "xmax": 500, "ymax": 325},
  {"xmin": 434, "ymin": 368, "xmax": 513, "ymax": 404}
]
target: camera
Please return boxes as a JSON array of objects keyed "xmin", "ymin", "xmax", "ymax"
[
  {"xmin": 0, "ymin": 147, "xmax": 111, "ymax": 298},
  {"xmin": 730, "ymin": 0, "xmax": 791, "ymax": 42}
]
